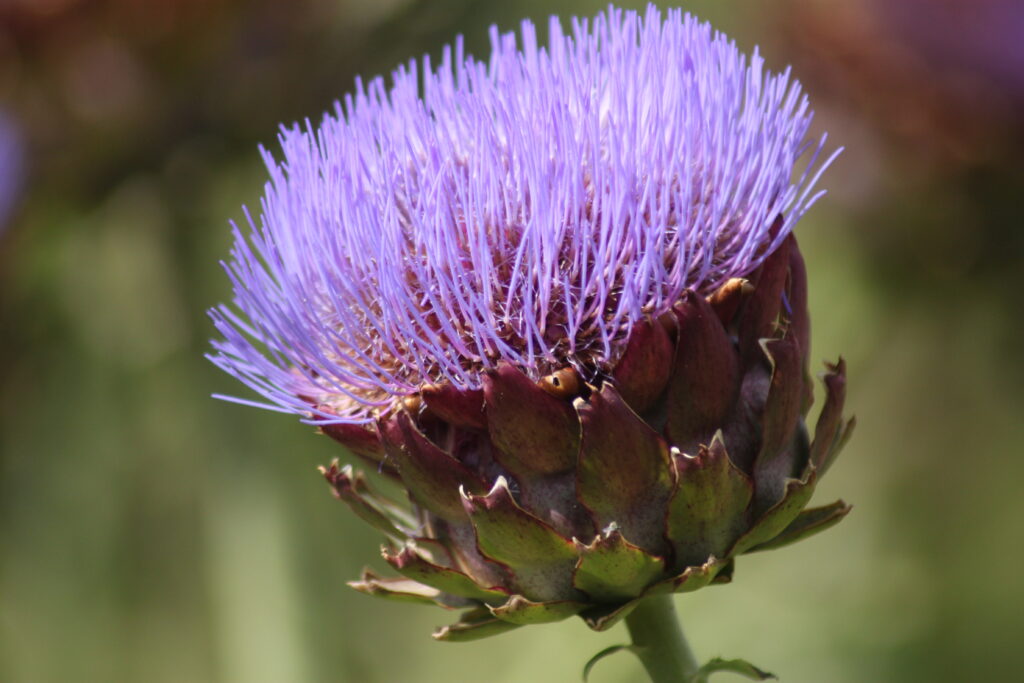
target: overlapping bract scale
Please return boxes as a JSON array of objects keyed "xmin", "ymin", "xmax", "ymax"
[{"xmin": 325, "ymin": 236, "xmax": 852, "ymax": 640}]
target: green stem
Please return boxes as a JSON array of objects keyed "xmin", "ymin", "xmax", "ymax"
[{"xmin": 624, "ymin": 594, "xmax": 702, "ymax": 683}]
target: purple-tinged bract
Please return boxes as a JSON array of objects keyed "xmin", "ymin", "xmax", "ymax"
[{"xmin": 209, "ymin": 5, "xmax": 836, "ymax": 423}]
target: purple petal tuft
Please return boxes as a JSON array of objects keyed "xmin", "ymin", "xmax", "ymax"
[{"xmin": 208, "ymin": 5, "xmax": 838, "ymax": 422}]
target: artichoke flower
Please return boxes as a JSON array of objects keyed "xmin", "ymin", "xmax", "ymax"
[{"xmin": 209, "ymin": 5, "xmax": 852, "ymax": 645}]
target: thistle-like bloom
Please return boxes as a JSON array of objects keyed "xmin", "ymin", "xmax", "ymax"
[{"xmin": 210, "ymin": 5, "xmax": 852, "ymax": 641}]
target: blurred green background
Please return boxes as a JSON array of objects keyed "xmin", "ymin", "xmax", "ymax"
[{"xmin": 2, "ymin": 1, "xmax": 1022, "ymax": 681}]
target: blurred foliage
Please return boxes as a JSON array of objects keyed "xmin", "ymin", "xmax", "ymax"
[{"xmin": 1, "ymin": 1, "xmax": 1022, "ymax": 681}]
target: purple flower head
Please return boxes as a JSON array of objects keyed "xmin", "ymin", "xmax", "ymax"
[
  {"xmin": 0, "ymin": 112, "xmax": 24, "ymax": 235},
  {"xmin": 209, "ymin": 5, "xmax": 838, "ymax": 425}
]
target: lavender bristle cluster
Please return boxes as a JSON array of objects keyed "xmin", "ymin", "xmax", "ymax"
[{"xmin": 209, "ymin": 5, "xmax": 838, "ymax": 423}]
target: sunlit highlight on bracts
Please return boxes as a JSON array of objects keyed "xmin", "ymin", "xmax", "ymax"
[{"xmin": 209, "ymin": 6, "xmax": 838, "ymax": 423}]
